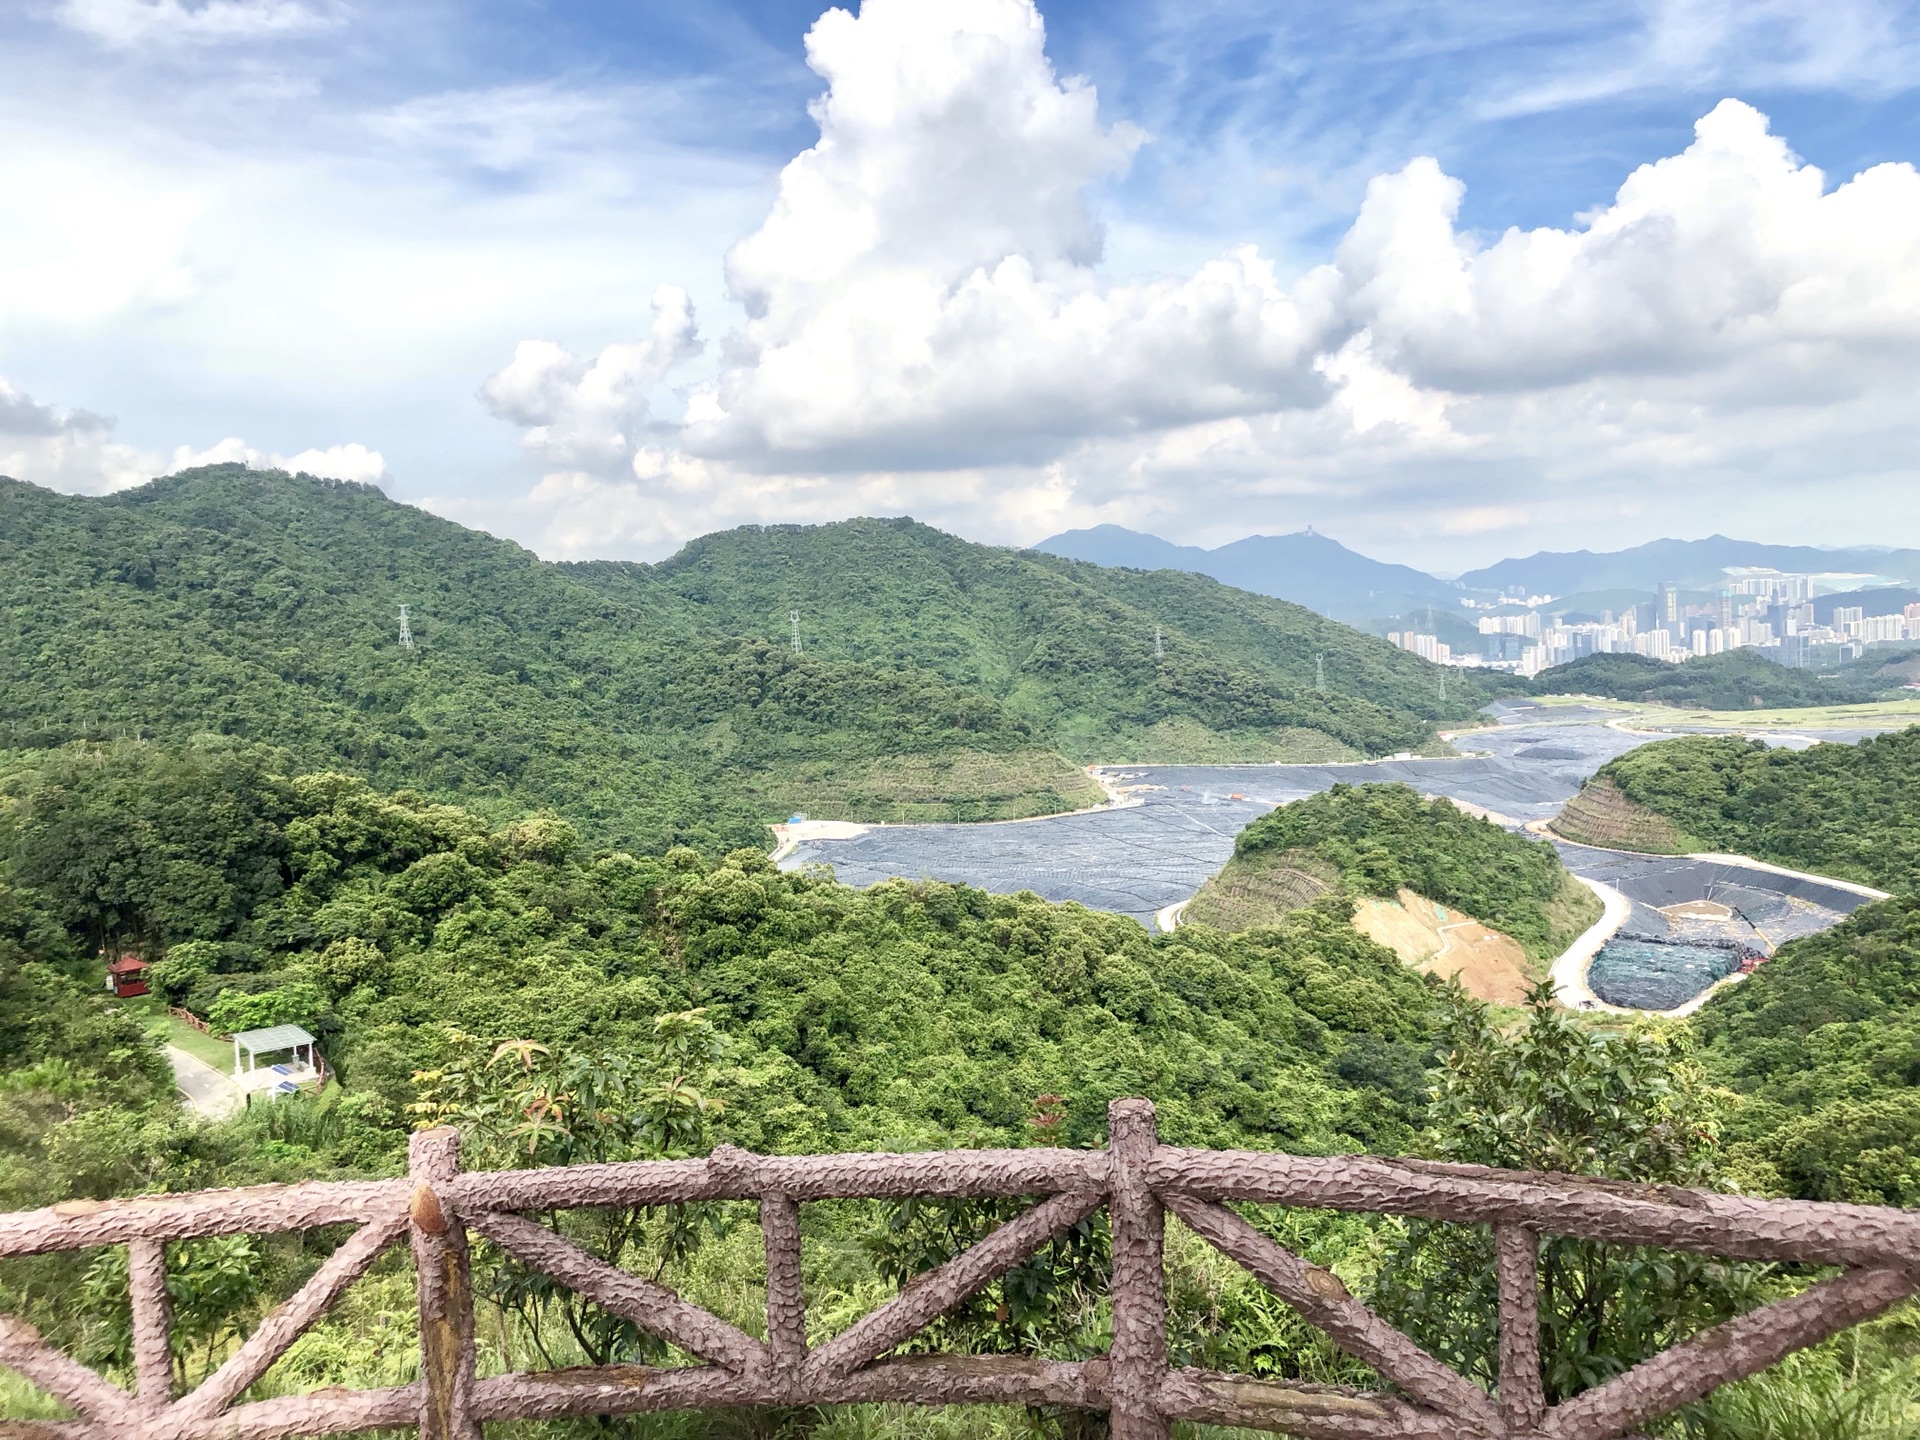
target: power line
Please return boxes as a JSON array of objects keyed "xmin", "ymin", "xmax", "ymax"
[{"xmin": 397, "ymin": 604, "xmax": 413, "ymax": 651}]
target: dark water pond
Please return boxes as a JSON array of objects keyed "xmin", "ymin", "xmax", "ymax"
[{"xmin": 1588, "ymin": 939, "xmax": 1743, "ymax": 1011}]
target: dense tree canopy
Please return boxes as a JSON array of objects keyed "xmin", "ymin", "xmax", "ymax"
[
  {"xmin": 0, "ymin": 469, "xmax": 1501, "ymax": 857},
  {"xmin": 1570, "ymin": 729, "xmax": 1920, "ymax": 891},
  {"xmin": 1215, "ymin": 783, "xmax": 1599, "ymax": 962},
  {"xmin": 1531, "ymin": 650, "xmax": 1887, "ymax": 709}
]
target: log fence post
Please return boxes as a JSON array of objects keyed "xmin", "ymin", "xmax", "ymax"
[
  {"xmin": 1108, "ymin": 1098, "xmax": 1169, "ymax": 1440},
  {"xmin": 761, "ymin": 1193, "xmax": 808, "ymax": 1398},
  {"xmin": 410, "ymin": 1128, "xmax": 479, "ymax": 1440},
  {"xmin": 127, "ymin": 1235, "xmax": 172, "ymax": 1414},
  {"xmin": 1497, "ymin": 1223, "xmax": 1546, "ymax": 1434}
]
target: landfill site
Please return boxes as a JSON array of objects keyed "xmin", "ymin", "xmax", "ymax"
[{"xmin": 778, "ymin": 703, "xmax": 1903, "ymax": 1012}]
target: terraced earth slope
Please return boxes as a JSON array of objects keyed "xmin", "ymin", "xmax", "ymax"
[
  {"xmin": 1549, "ymin": 777, "xmax": 1690, "ymax": 852},
  {"xmin": 1550, "ymin": 730, "xmax": 1920, "ymax": 891},
  {"xmin": 1183, "ymin": 783, "xmax": 1598, "ymax": 987}
]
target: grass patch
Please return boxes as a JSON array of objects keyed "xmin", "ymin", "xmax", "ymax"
[
  {"xmin": 120, "ymin": 996, "xmax": 235, "ymax": 1070},
  {"xmin": 1528, "ymin": 693, "xmax": 1920, "ymax": 731},
  {"xmin": 1093, "ymin": 719, "xmax": 1363, "ymax": 764},
  {"xmin": 751, "ymin": 747, "xmax": 1104, "ymax": 823}
]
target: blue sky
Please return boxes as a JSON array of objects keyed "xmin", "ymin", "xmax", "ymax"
[{"xmin": 3, "ymin": 0, "xmax": 1918, "ymax": 569}]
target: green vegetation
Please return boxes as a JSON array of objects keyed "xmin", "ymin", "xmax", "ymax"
[
  {"xmin": 0, "ymin": 472, "xmax": 1501, "ymax": 855},
  {"xmin": 1190, "ymin": 784, "xmax": 1599, "ymax": 963},
  {"xmin": 1556, "ymin": 729, "xmax": 1920, "ymax": 890},
  {"xmin": 1532, "ymin": 649, "xmax": 1887, "ymax": 710},
  {"xmin": 572, "ymin": 516, "xmax": 1515, "ymax": 760},
  {"xmin": 0, "ymin": 469, "xmax": 1090, "ymax": 849},
  {"xmin": 1696, "ymin": 895, "xmax": 1920, "ymax": 1206},
  {"xmin": 4, "ymin": 739, "xmax": 1916, "ymax": 1436},
  {"xmin": 1379, "ymin": 988, "xmax": 1740, "ymax": 1402}
]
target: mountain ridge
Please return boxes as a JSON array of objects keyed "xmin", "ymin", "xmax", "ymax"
[
  {"xmin": 1034, "ymin": 523, "xmax": 1457, "ymax": 621},
  {"xmin": 1, "ymin": 471, "xmax": 1498, "ymax": 849}
]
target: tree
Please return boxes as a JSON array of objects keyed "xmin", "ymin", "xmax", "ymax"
[
  {"xmin": 1374, "ymin": 983, "xmax": 1750, "ymax": 1403},
  {"xmin": 408, "ymin": 1010, "xmax": 725, "ymax": 1368}
]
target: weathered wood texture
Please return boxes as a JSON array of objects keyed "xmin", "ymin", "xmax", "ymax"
[
  {"xmin": 2, "ymin": 1099, "xmax": 1916, "ymax": 1440},
  {"xmin": 409, "ymin": 1129, "xmax": 479, "ymax": 1440}
]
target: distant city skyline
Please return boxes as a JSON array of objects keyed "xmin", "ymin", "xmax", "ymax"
[{"xmin": 3, "ymin": 0, "xmax": 1919, "ymax": 569}]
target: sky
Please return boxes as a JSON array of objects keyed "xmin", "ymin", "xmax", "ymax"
[{"xmin": 2, "ymin": 0, "xmax": 1918, "ymax": 573}]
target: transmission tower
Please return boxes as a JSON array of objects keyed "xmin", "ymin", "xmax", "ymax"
[
  {"xmin": 1315, "ymin": 654, "xmax": 1326, "ymax": 692},
  {"xmin": 1154, "ymin": 625, "xmax": 1165, "ymax": 659},
  {"xmin": 1439, "ymin": 668, "xmax": 1447, "ymax": 703},
  {"xmin": 790, "ymin": 609, "xmax": 802, "ymax": 655},
  {"xmin": 397, "ymin": 604, "xmax": 413, "ymax": 651}
]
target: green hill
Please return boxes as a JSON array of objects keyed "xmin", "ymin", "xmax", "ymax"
[
  {"xmin": 1695, "ymin": 894, "xmax": 1920, "ymax": 1205},
  {"xmin": 1532, "ymin": 650, "xmax": 1884, "ymax": 709},
  {"xmin": 570, "ymin": 517, "xmax": 1514, "ymax": 763},
  {"xmin": 1550, "ymin": 730, "xmax": 1920, "ymax": 891},
  {"xmin": 1187, "ymin": 783, "xmax": 1599, "ymax": 965},
  {"xmin": 1, "ymin": 471, "xmax": 1499, "ymax": 848},
  {"xmin": 0, "ymin": 469, "xmax": 1091, "ymax": 849}
]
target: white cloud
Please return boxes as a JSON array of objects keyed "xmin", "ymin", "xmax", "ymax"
[
  {"xmin": 0, "ymin": 376, "xmax": 155, "ymax": 494},
  {"xmin": 0, "ymin": 375, "xmax": 383, "ymax": 493},
  {"xmin": 479, "ymin": 58, "xmax": 1919, "ymax": 567},
  {"xmin": 53, "ymin": 0, "xmax": 341, "ymax": 47},
  {"xmin": 479, "ymin": 285, "xmax": 701, "ymax": 471},
  {"xmin": 681, "ymin": 0, "xmax": 1339, "ymax": 468},
  {"xmin": 168, "ymin": 437, "xmax": 387, "ymax": 483},
  {"xmin": 1338, "ymin": 100, "xmax": 1920, "ymax": 393}
]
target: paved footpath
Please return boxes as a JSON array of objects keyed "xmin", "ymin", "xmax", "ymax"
[{"xmin": 167, "ymin": 1045, "xmax": 243, "ymax": 1119}]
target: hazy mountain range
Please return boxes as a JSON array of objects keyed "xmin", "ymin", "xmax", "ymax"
[{"xmin": 1036, "ymin": 527, "xmax": 1920, "ymax": 620}]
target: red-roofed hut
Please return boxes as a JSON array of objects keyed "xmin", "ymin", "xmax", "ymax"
[{"xmin": 106, "ymin": 957, "xmax": 150, "ymax": 998}]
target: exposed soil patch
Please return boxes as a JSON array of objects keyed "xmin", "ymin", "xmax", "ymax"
[{"xmin": 1352, "ymin": 888, "xmax": 1537, "ymax": 1006}]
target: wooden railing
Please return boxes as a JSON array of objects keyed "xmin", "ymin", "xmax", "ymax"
[{"xmin": 2, "ymin": 1099, "xmax": 1916, "ymax": 1440}]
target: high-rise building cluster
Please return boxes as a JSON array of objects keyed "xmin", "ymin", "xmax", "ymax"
[{"xmin": 1384, "ymin": 571, "xmax": 1917, "ymax": 677}]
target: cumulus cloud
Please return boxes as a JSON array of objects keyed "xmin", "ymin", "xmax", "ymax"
[
  {"xmin": 480, "ymin": 285, "xmax": 701, "ymax": 472},
  {"xmin": 685, "ymin": 0, "xmax": 1333, "ymax": 467},
  {"xmin": 169, "ymin": 437, "xmax": 387, "ymax": 483},
  {"xmin": 477, "ymin": 0, "xmax": 1920, "ymax": 563},
  {"xmin": 0, "ymin": 375, "xmax": 385, "ymax": 494},
  {"xmin": 54, "ymin": 0, "xmax": 341, "ymax": 46},
  {"xmin": 1339, "ymin": 100, "xmax": 1920, "ymax": 393},
  {"xmin": 0, "ymin": 377, "xmax": 154, "ymax": 494}
]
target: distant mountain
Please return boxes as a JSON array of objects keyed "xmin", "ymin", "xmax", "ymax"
[
  {"xmin": 1458, "ymin": 537, "xmax": 1920, "ymax": 598},
  {"xmin": 1034, "ymin": 524, "xmax": 1456, "ymax": 620}
]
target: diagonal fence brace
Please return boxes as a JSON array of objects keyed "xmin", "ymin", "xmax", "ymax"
[
  {"xmin": 1162, "ymin": 1191, "xmax": 1505, "ymax": 1436},
  {"xmin": 465, "ymin": 1210, "xmax": 768, "ymax": 1375},
  {"xmin": 1541, "ymin": 1265, "xmax": 1920, "ymax": 1440},
  {"xmin": 167, "ymin": 1209, "xmax": 411, "ymax": 1427},
  {"xmin": 803, "ymin": 1188, "xmax": 1106, "ymax": 1381}
]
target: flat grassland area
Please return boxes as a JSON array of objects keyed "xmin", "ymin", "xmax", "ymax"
[{"xmin": 1527, "ymin": 693, "xmax": 1920, "ymax": 732}]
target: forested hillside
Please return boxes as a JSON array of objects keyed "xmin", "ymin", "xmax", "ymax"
[
  {"xmin": 1, "ymin": 472, "xmax": 1494, "ymax": 848},
  {"xmin": 1186, "ymin": 783, "xmax": 1599, "ymax": 964},
  {"xmin": 0, "ymin": 739, "xmax": 1440, "ymax": 1175},
  {"xmin": 1532, "ymin": 650, "xmax": 1886, "ymax": 709},
  {"xmin": 1696, "ymin": 895, "xmax": 1920, "ymax": 1206},
  {"xmin": 1552, "ymin": 730, "xmax": 1920, "ymax": 891},
  {"xmin": 570, "ymin": 517, "xmax": 1512, "ymax": 762},
  {"xmin": 0, "ymin": 740, "xmax": 1847, "ymax": 1432}
]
